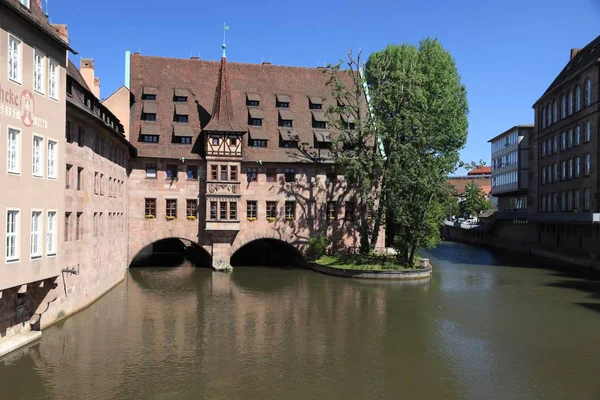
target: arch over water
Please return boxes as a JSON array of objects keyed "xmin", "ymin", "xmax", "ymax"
[
  {"xmin": 230, "ymin": 238, "xmax": 307, "ymax": 267},
  {"xmin": 129, "ymin": 237, "xmax": 212, "ymax": 268}
]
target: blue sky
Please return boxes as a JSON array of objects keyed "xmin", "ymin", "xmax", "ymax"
[{"xmin": 49, "ymin": 0, "xmax": 600, "ymax": 171}]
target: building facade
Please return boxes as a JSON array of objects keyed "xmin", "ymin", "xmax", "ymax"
[
  {"xmin": 489, "ymin": 125, "xmax": 532, "ymax": 212},
  {"xmin": 0, "ymin": 0, "xmax": 72, "ymax": 344},
  {"xmin": 126, "ymin": 48, "xmax": 384, "ymax": 268}
]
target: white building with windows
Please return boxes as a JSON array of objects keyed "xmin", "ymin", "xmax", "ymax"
[{"xmin": 489, "ymin": 125, "xmax": 533, "ymax": 212}]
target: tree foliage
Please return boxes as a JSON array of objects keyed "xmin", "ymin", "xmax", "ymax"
[
  {"xmin": 459, "ymin": 182, "xmax": 494, "ymax": 217},
  {"xmin": 325, "ymin": 39, "xmax": 469, "ymax": 264},
  {"xmin": 366, "ymin": 39, "xmax": 469, "ymax": 265}
]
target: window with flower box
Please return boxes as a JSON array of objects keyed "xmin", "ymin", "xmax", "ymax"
[
  {"xmin": 166, "ymin": 199, "xmax": 177, "ymax": 218},
  {"xmin": 247, "ymin": 201, "xmax": 257, "ymax": 219},
  {"xmin": 145, "ymin": 198, "xmax": 156, "ymax": 218},
  {"xmin": 285, "ymin": 201, "xmax": 295, "ymax": 220}
]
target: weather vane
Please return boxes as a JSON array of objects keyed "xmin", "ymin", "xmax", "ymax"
[{"xmin": 222, "ymin": 22, "xmax": 230, "ymax": 57}]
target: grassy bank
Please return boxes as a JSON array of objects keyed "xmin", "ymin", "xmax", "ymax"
[{"xmin": 314, "ymin": 254, "xmax": 420, "ymax": 271}]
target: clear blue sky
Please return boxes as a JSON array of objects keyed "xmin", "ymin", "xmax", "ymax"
[{"xmin": 49, "ymin": 0, "xmax": 600, "ymax": 171}]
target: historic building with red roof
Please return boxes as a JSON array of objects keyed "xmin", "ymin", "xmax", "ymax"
[{"xmin": 124, "ymin": 45, "xmax": 384, "ymax": 268}]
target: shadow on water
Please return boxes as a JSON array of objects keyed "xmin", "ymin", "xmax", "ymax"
[
  {"xmin": 434, "ymin": 241, "xmax": 600, "ymax": 315},
  {"xmin": 230, "ymin": 239, "xmax": 306, "ymax": 268}
]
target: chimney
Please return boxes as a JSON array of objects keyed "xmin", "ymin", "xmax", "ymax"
[
  {"xmin": 570, "ymin": 48, "xmax": 581, "ymax": 61},
  {"xmin": 94, "ymin": 77, "xmax": 101, "ymax": 99},
  {"xmin": 51, "ymin": 24, "xmax": 69, "ymax": 43},
  {"xmin": 80, "ymin": 59, "xmax": 100, "ymax": 98}
]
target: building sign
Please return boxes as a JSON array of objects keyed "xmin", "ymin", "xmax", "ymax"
[{"xmin": 0, "ymin": 86, "xmax": 48, "ymax": 129}]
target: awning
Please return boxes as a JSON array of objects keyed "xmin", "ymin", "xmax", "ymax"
[
  {"xmin": 278, "ymin": 109, "xmax": 294, "ymax": 121},
  {"xmin": 247, "ymin": 93, "xmax": 261, "ymax": 101},
  {"xmin": 142, "ymin": 101, "xmax": 157, "ymax": 114},
  {"xmin": 279, "ymin": 129, "xmax": 299, "ymax": 142},
  {"xmin": 143, "ymin": 87, "xmax": 157, "ymax": 95},
  {"xmin": 248, "ymin": 108, "xmax": 264, "ymax": 119},
  {"xmin": 312, "ymin": 111, "xmax": 327, "ymax": 122},
  {"xmin": 309, "ymin": 96, "xmax": 323, "ymax": 105},
  {"xmin": 341, "ymin": 113, "xmax": 356, "ymax": 123},
  {"xmin": 175, "ymin": 103, "xmax": 190, "ymax": 115},
  {"xmin": 276, "ymin": 94, "xmax": 291, "ymax": 103},
  {"xmin": 174, "ymin": 88, "xmax": 189, "ymax": 97},
  {"xmin": 173, "ymin": 124, "xmax": 194, "ymax": 136},
  {"xmin": 141, "ymin": 124, "xmax": 159, "ymax": 135},
  {"xmin": 249, "ymin": 128, "xmax": 269, "ymax": 140},
  {"xmin": 314, "ymin": 131, "xmax": 332, "ymax": 143}
]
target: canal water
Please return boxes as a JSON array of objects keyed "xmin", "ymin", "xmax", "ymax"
[{"xmin": 1, "ymin": 241, "xmax": 600, "ymax": 400}]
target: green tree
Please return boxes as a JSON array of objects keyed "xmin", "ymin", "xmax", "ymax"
[
  {"xmin": 459, "ymin": 182, "xmax": 494, "ymax": 217},
  {"xmin": 365, "ymin": 39, "xmax": 469, "ymax": 265}
]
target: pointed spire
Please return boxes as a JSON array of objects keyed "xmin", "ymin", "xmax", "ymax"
[{"xmin": 204, "ymin": 43, "xmax": 245, "ymax": 133}]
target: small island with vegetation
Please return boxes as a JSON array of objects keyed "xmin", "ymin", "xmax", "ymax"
[{"xmin": 306, "ymin": 236, "xmax": 432, "ymax": 280}]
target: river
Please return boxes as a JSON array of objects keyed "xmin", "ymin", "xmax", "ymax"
[{"xmin": 1, "ymin": 241, "xmax": 600, "ymax": 399}]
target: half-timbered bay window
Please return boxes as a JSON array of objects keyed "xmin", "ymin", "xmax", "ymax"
[
  {"xmin": 285, "ymin": 201, "xmax": 295, "ymax": 220},
  {"xmin": 186, "ymin": 199, "xmax": 197, "ymax": 218},
  {"xmin": 145, "ymin": 198, "xmax": 156, "ymax": 218},
  {"xmin": 266, "ymin": 201, "xmax": 277, "ymax": 220},
  {"xmin": 166, "ymin": 199, "xmax": 177, "ymax": 218},
  {"xmin": 247, "ymin": 201, "xmax": 257, "ymax": 219}
]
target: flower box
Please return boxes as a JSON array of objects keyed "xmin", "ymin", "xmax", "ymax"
[
  {"xmin": 247, "ymin": 217, "xmax": 257, "ymax": 222},
  {"xmin": 166, "ymin": 216, "xmax": 176, "ymax": 221},
  {"xmin": 266, "ymin": 217, "xmax": 276, "ymax": 222},
  {"xmin": 285, "ymin": 217, "xmax": 295, "ymax": 221},
  {"xmin": 145, "ymin": 215, "xmax": 155, "ymax": 219},
  {"xmin": 328, "ymin": 216, "xmax": 336, "ymax": 221},
  {"xmin": 186, "ymin": 216, "xmax": 197, "ymax": 221}
]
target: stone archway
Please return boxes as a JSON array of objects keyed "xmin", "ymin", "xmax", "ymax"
[{"xmin": 230, "ymin": 233, "xmax": 308, "ymax": 267}]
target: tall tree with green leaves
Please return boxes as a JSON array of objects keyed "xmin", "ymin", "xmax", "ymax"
[
  {"xmin": 459, "ymin": 182, "xmax": 494, "ymax": 217},
  {"xmin": 365, "ymin": 39, "xmax": 469, "ymax": 265}
]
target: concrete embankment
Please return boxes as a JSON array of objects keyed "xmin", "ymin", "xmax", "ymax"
[{"xmin": 307, "ymin": 259, "xmax": 432, "ymax": 280}]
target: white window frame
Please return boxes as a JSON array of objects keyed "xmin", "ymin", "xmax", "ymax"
[
  {"xmin": 32, "ymin": 134, "xmax": 44, "ymax": 178},
  {"xmin": 47, "ymin": 138, "xmax": 58, "ymax": 179},
  {"xmin": 6, "ymin": 209, "xmax": 20, "ymax": 262},
  {"xmin": 19, "ymin": 0, "xmax": 30, "ymax": 7},
  {"xmin": 46, "ymin": 210, "xmax": 57, "ymax": 256},
  {"xmin": 8, "ymin": 34, "xmax": 22, "ymax": 84},
  {"xmin": 7, "ymin": 126, "xmax": 21, "ymax": 174},
  {"xmin": 34, "ymin": 49, "xmax": 45, "ymax": 94},
  {"xmin": 30, "ymin": 210, "xmax": 42, "ymax": 259},
  {"xmin": 48, "ymin": 58, "xmax": 59, "ymax": 100}
]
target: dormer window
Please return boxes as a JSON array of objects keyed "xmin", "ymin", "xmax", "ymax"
[
  {"xmin": 314, "ymin": 131, "xmax": 332, "ymax": 150},
  {"xmin": 249, "ymin": 128, "xmax": 268, "ymax": 148},
  {"xmin": 174, "ymin": 88, "xmax": 189, "ymax": 102},
  {"xmin": 142, "ymin": 135, "xmax": 159, "ymax": 143},
  {"xmin": 142, "ymin": 87, "xmax": 157, "ymax": 101},
  {"xmin": 246, "ymin": 93, "xmax": 261, "ymax": 107},
  {"xmin": 279, "ymin": 129, "xmax": 299, "ymax": 148},
  {"xmin": 279, "ymin": 109, "xmax": 293, "ymax": 128},
  {"xmin": 173, "ymin": 125, "xmax": 193, "ymax": 143},
  {"xmin": 248, "ymin": 108, "xmax": 263, "ymax": 127},
  {"xmin": 309, "ymin": 96, "xmax": 323, "ymax": 110},
  {"xmin": 312, "ymin": 111, "xmax": 327, "ymax": 129},
  {"xmin": 276, "ymin": 94, "xmax": 290, "ymax": 108},
  {"xmin": 174, "ymin": 103, "xmax": 189, "ymax": 123},
  {"xmin": 177, "ymin": 136, "xmax": 192, "ymax": 144},
  {"xmin": 341, "ymin": 113, "xmax": 356, "ymax": 130},
  {"xmin": 142, "ymin": 101, "xmax": 157, "ymax": 121}
]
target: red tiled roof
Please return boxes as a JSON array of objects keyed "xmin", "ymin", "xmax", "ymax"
[
  {"xmin": 204, "ymin": 56, "xmax": 246, "ymax": 133},
  {"xmin": 468, "ymin": 166, "xmax": 492, "ymax": 175},
  {"xmin": 448, "ymin": 177, "xmax": 492, "ymax": 196},
  {"xmin": 0, "ymin": 0, "xmax": 73, "ymax": 52},
  {"xmin": 129, "ymin": 54, "xmax": 356, "ymax": 161}
]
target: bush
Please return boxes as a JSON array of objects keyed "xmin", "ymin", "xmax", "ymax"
[{"xmin": 307, "ymin": 235, "xmax": 330, "ymax": 261}]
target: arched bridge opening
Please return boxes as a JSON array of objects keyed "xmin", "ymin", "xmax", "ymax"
[
  {"xmin": 129, "ymin": 238, "xmax": 212, "ymax": 268},
  {"xmin": 230, "ymin": 238, "xmax": 306, "ymax": 267}
]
